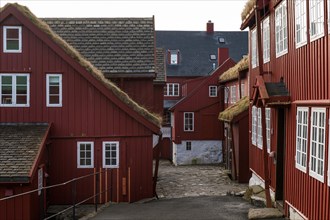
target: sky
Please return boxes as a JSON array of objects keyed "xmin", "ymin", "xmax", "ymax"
[{"xmin": 0, "ymin": 0, "xmax": 247, "ymax": 31}]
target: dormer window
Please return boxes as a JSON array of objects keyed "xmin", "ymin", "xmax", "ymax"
[
  {"xmin": 168, "ymin": 50, "xmax": 180, "ymax": 65},
  {"xmin": 3, "ymin": 26, "xmax": 22, "ymax": 53}
]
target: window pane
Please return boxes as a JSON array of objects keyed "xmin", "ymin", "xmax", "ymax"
[
  {"xmin": 6, "ymin": 29, "xmax": 19, "ymax": 38},
  {"xmin": 49, "ymin": 86, "xmax": 60, "ymax": 94},
  {"xmin": 49, "ymin": 76, "xmax": 60, "ymax": 84},
  {"xmin": 86, "ymin": 159, "xmax": 91, "ymax": 165},
  {"xmin": 49, "ymin": 96, "xmax": 60, "ymax": 104},
  {"xmin": 6, "ymin": 40, "xmax": 19, "ymax": 50},
  {"xmin": 16, "ymin": 95, "xmax": 27, "ymax": 104}
]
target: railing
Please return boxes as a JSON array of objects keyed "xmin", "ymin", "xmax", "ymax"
[{"xmin": 0, "ymin": 169, "xmax": 110, "ymax": 220}]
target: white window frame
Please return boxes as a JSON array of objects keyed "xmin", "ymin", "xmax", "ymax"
[
  {"xmin": 3, "ymin": 26, "xmax": 22, "ymax": 53},
  {"xmin": 251, "ymin": 28, "xmax": 258, "ymax": 68},
  {"xmin": 102, "ymin": 141, "xmax": 119, "ymax": 168},
  {"xmin": 309, "ymin": 0, "xmax": 325, "ymax": 41},
  {"xmin": 164, "ymin": 83, "xmax": 179, "ymax": 97},
  {"xmin": 309, "ymin": 108, "xmax": 326, "ymax": 182},
  {"xmin": 224, "ymin": 87, "xmax": 229, "ymax": 104},
  {"xmin": 184, "ymin": 112, "xmax": 194, "ymax": 132},
  {"xmin": 257, "ymin": 108, "xmax": 263, "ymax": 149},
  {"xmin": 46, "ymin": 74, "xmax": 62, "ymax": 107},
  {"xmin": 77, "ymin": 142, "xmax": 94, "ymax": 168},
  {"xmin": 262, "ymin": 16, "xmax": 270, "ymax": 63},
  {"xmin": 209, "ymin": 85, "xmax": 217, "ymax": 97},
  {"xmin": 295, "ymin": 0, "xmax": 307, "ymax": 48},
  {"xmin": 275, "ymin": 0, "xmax": 288, "ymax": 57},
  {"xmin": 230, "ymin": 85, "xmax": 237, "ymax": 104},
  {"xmin": 295, "ymin": 107, "xmax": 309, "ymax": 172},
  {"xmin": 0, "ymin": 73, "xmax": 30, "ymax": 107},
  {"xmin": 252, "ymin": 106, "xmax": 257, "ymax": 146},
  {"xmin": 266, "ymin": 108, "xmax": 271, "ymax": 153}
]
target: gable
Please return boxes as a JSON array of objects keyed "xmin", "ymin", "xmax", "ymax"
[{"xmin": 0, "ymin": 3, "xmax": 161, "ymax": 133}]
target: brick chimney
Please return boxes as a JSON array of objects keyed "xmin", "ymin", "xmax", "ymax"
[
  {"xmin": 206, "ymin": 20, "xmax": 214, "ymax": 34},
  {"xmin": 218, "ymin": 48, "xmax": 229, "ymax": 66}
]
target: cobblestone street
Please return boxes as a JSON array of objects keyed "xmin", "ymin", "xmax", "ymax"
[{"xmin": 156, "ymin": 159, "xmax": 249, "ymax": 199}]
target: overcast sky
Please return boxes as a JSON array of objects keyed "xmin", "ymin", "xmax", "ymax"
[{"xmin": 0, "ymin": 0, "xmax": 247, "ymax": 31}]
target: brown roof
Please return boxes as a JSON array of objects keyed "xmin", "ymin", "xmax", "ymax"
[
  {"xmin": 0, "ymin": 124, "xmax": 49, "ymax": 183},
  {"xmin": 43, "ymin": 17, "xmax": 156, "ymax": 75},
  {"xmin": 154, "ymin": 48, "xmax": 166, "ymax": 83},
  {"xmin": 0, "ymin": 3, "xmax": 162, "ymax": 128}
]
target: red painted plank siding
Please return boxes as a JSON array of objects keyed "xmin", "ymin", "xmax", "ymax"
[{"xmin": 248, "ymin": 1, "xmax": 330, "ymax": 219}]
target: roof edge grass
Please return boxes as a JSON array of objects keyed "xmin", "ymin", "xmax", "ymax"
[
  {"xmin": 219, "ymin": 56, "xmax": 249, "ymax": 82},
  {"xmin": 241, "ymin": 0, "xmax": 256, "ymax": 23},
  {"xmin": 1, "ymin": 3, "xmax": 162, "ymax": 127},
  {"xmin": 218, "ymin": 96, "xmax": 249, "ymax": 122}
]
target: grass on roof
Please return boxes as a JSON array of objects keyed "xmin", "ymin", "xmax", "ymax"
[
  {"xmin": 218, "ymin": 96, "xmax": 249, "ymax": 122},
  {"xmin": 241, "ymin": 0, "xmax": 256, "ymax": 22},
  {"xmin": 1, "ymin": 3, "xmax": 162, "ymax": 127},
  {"xmin": 219, "ymin": 56, "xmax": 249, "ymax": 82}
]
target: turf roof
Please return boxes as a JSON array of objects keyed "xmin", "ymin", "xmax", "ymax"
[
  {"xmin": 241, "ymin": 0, "xmax": 256, "ymax": 23},
  {"xmin": 219, "ymin": 56, "xmax": 249, "ymax": 82},
  {"xmin": 1, "ymin": 3, "xmax": 162, "ymax": 127},
  {"xmin": 218, "ymin": 96, "xmax": 249, "ymax": 122}
]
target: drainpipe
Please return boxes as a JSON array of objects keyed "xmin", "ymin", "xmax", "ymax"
[{"xmin": 255, "ymin": 1, "xmax": 272, "ymax": 208}]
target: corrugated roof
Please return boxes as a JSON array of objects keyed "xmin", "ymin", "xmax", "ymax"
[
  {"xmin": 44, "ymin": 18, "xmax": 155, "ymax": 75},
  {"xmin": 156, "ymin": 31, "xmax": 248, "ymax": 77},
  {"xmin": 0, "ymin": 124, "xmax": 49, "ymax": 182}
]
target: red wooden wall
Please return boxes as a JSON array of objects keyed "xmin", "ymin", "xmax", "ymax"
[
  {"xmin": 247, "ymin": 1, "xmax": 330, "ymax": 219},
  {"xmin": 0, "ymin": 11, "xmax": 156, "ymax": 208}
]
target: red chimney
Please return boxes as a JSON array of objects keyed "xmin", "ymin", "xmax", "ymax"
[
  {"xmin": 218, "ymin": 48, "xmax": 229, "ymax": 66},
  {"xmin": 206, "ymin": 20, "xmax": 214, "ymax": 34}
]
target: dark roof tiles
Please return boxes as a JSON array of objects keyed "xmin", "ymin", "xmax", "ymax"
[
  {"xmin": 44, "ymin": 18, "xmax": 155, "ymax": 75},
  {"xmin": 0, "ymin": 124, "xmax": 49, "ymax": 180}
]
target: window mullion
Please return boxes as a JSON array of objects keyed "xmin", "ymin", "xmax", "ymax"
[{"xmin": 12, "ymin": 75, "xmax": 17, "ymax": 105}]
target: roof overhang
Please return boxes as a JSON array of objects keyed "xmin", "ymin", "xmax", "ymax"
[
  {"xmin": 218, "ymin": 96, "xmax": 249, "ymax": 123},
  {"xmin": 240, "ymin": 0, "xmax": 271, "ymax": 30},
  {"xmin": 252, "ymin": 76, "xmax": 291, "ymax": 108}
]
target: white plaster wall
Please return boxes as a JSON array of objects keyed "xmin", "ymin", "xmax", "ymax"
[
  {"xmin": 288, "ymin": 206, "xmax": 305, "ymax": 220},
  {"xmin": 249, "ymin": 172, "xmax": 275, "ymax": 201},
  {"xmin": 173, "ymin": 140, "xmax": 222, "ymax": 165}
]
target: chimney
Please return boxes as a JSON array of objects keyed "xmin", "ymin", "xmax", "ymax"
[
  {"xmin": 206, "ymin": 20, "xmax": 214, "ymax": 34},
  {"xmin": 218, "ymin": 48, "xmax": 229, "ymax": 66}
]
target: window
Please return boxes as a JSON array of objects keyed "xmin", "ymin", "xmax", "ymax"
[
  {"xmin": 77, "ymin": 142, "xmax": 94, "ymax": 168},
  {"xmin": 103, "ymin": 142, "xmax": 119, "ymax": 168},
  {"xmin": 257, "ymin": 108, "xmax": 263, "ymax": 149},
  {"xmin": 230, "ymin": 85, "xmax": 236, "ymax": 104},
  {"xmin": 266, "ymin": 108, "xmax": 271, "ymax": 153},
  {"xmin": 251, "ymin": 28, "xmax": 258, "ymax": 68},
  {"xmin": 295, "ymin": 0, "xmax": 307, "ymax": 47},
  {"xmin": 186, "ymin": 142, "xmax": 192, "ymax": 151},
  {"xmin": 241, "ymin": 83, "xmax": 245, "ymax": 98},
  {"xmin": 0, "ymin": 74, "xmax": 29, "ymax": 107},
  {"xmin": 164, "ymin": 83, "xmax": 179, "ymax": 96},
  {"xmin": 262, "ymin": 16, "xmax": 270, "ymax": 63},
  {"xmin": 309, "ymin": 0, "xmax": 324, "ymax": 41},
  {"xmin": 209, "ymin": 86, "xmax": 217, "ymax": 97},
  {"xmin": 169, "ymin": 50, "xmax": 180, "ymax": 65},
  {"xmin": 252, "ymin": 106, "xmax": 257, "ymax": 146},
  {"xmin": 309, "ymin": 108, "xmax": 326, "ymax": 182},
  {"xmin": 3, "ymin": 26, "xmax": 22, "ymax": 53},
  {"xmin": 46, "ymin": 74, "xmax": 62, "ymax": 107},
  {"xmin": 275, "ymin": 0, "xmax": 288, "ymax": 57},
  {"xmin": 184, "ymin": 112, "xmax": 194, "ymax": 131},
  {"xmin": 224, "ymin": 87, "xmax": 229, "ymax": 104},
  {"xmin": 296, "ymin": 107, "xmax": 309, "ymax": 172}
]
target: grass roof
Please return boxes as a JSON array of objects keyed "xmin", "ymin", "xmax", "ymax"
[
  {"xmin": 218, "ymin": 96, "xmax": 249, "ymax": 122},
  {"xmin": 1, "ymin": 3, "xmax": 162, "ymax": 127},
  {"xmin": 241, "ymin": 0, "xmax": 256, "ymax": 22},
  {"xmin": 219, "ymin": 56, "xmax": 249, "ymax": 82}
]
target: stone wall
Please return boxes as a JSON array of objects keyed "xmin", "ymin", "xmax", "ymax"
[{"xmin": 173, "ymin": 140, "xmax": 222, "ymax": 165}]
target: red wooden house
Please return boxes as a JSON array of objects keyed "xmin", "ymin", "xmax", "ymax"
[
  {"xmin": 218, "ymin": 56, "xmax": 250, "ymax": 183},
  {"xmin": 241, "ymin": 0, "xmax": 329, "ymax": 219},
  {"xmin": 170, "ymin": 56, "xmax": 236, "ymax": 165},
  {"xmin": 0, "ymin": 3, "xmax": 162, "ymax": 219}
]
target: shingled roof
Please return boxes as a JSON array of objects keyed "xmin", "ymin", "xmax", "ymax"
[
  {"xmin": 0, "ymin": 124, "xmax": 50, "ymax": 183},
  {"xmin": 156, "ymin": 31, "xmax": 248, "ymax": 77},
  {"xmin": 44, "ymin": 17, "xmax": 155, "ymax": 76}
]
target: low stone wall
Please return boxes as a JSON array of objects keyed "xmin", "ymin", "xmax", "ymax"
[{"xmin": 173, "ymin": 140, "xmax": 222, "ymax": 165}]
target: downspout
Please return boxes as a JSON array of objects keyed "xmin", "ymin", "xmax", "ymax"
[{"xmin": 255, "ymin": 1, "xmax": 272, "ymax": 208}]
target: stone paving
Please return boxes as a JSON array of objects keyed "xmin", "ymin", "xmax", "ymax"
[{"xmin": 156, "ymin": 159, "xmax": 249, "ymax": 199}]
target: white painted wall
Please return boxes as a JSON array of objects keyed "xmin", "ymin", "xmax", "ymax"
[{"xmin": 172, "ymin": 140, "xmax": 222, "ymax": 165}]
